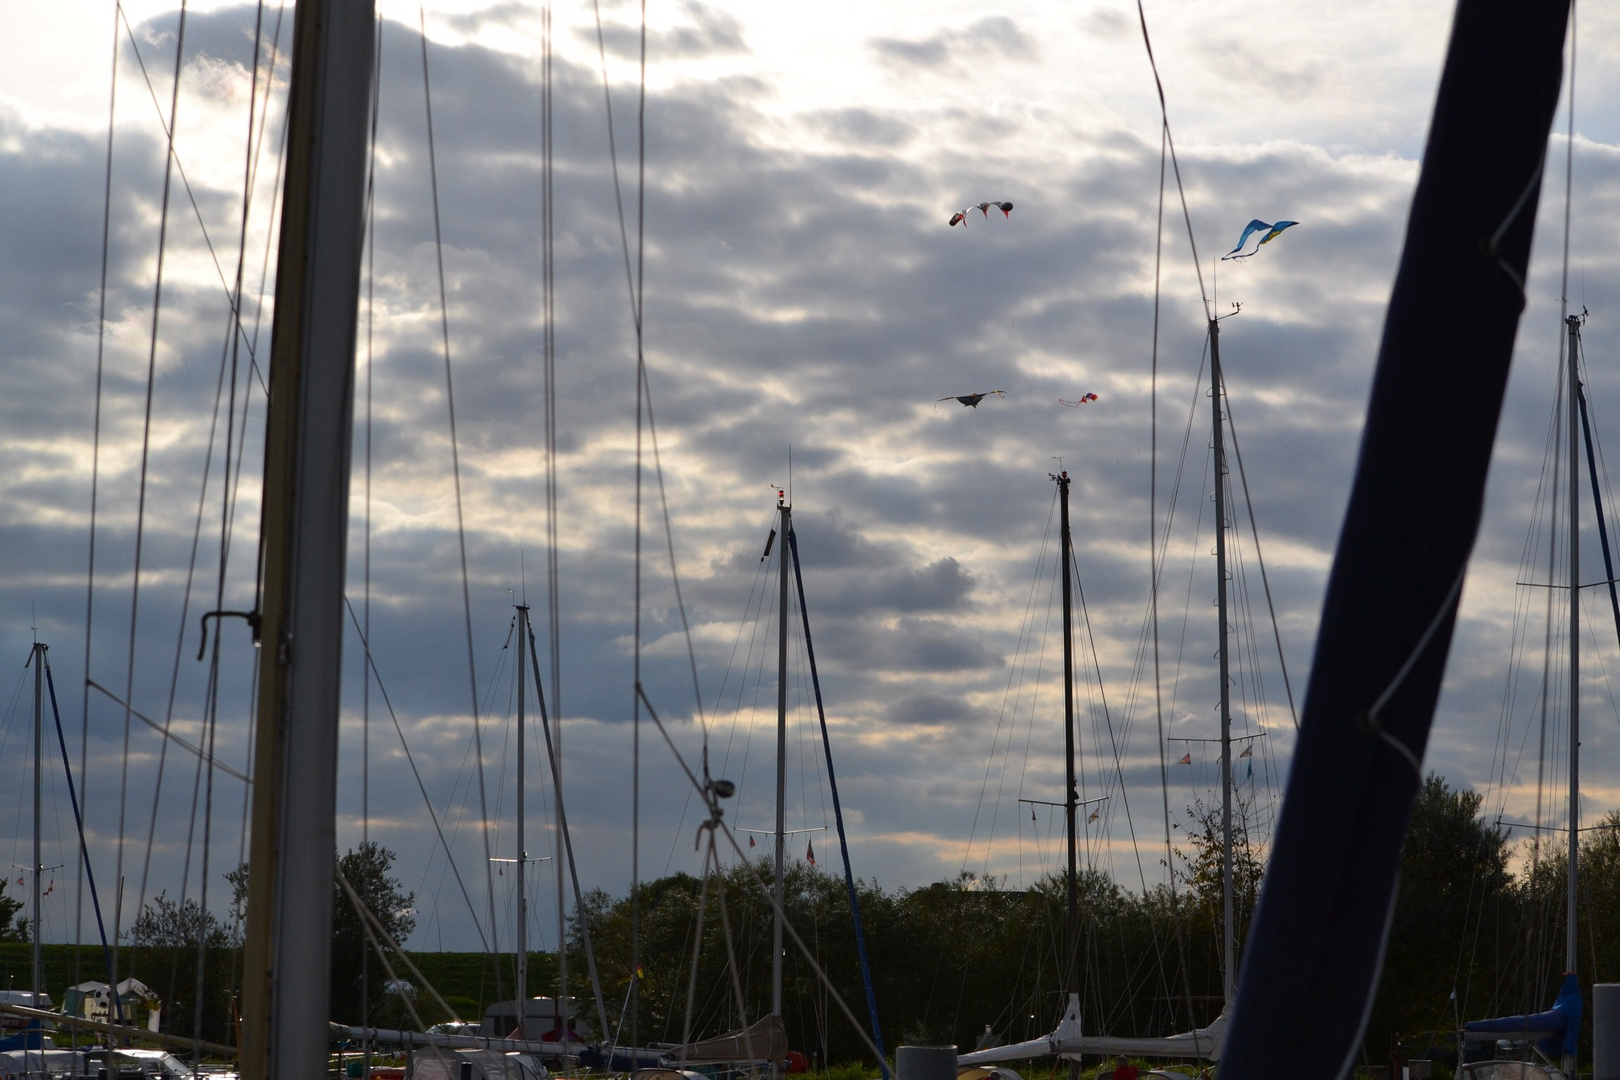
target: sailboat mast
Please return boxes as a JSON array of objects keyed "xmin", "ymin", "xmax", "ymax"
[
  {"xmin": 773, "ymin": 495, "xmax": 790, "ymax": 1030},
  {"xmin": 239, "ymin": 0, "xmax": 375, "ymax": 1074},
  {"xmin": 1056, "ymin": 472, "xmax": 1079, "ymax": 1004},
  {"xmin": 556, "ymin": 630, "xmax": 568, "ymax": 1038},
  {"xmin": 1210, "ymin": 318, "xmax": 1236, "ymax": 1006},
  {"xmin": 517, "ymin": 604, "xmax": 529, "ymax": 1028},
  {"xmin": 31, "ymin": 641, "xmax": 44, "ymax": 1007},
  {"xmin": 1566, "ymin": 314, "xmax": 1580, "ymax": 1004}
]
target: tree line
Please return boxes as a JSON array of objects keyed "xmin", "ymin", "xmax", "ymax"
[
  {"xmin": 561, "ymin": 774, "xmax": 1619, "ymax": 1070},
  {"xmin": 5, "ymin": 776, "xmax": 1612, "ymax": 1069}
]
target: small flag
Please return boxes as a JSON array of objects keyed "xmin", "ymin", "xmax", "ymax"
[
  {"xmin": 1246, "ymin": 760, "xmax": 1253, "ymax": 782},
  {"xmin": 1031, "ymin": 808, "xmax": 1037, "ymax": 823},
  {"xmin": 1178, "ymin": 753, "xmax": 1191, "ymax": 765},
  {"xmin": 1239, "ymin": 745, "xmax": 1253, "ymax": 758},
  {"xmin": 1087, "ymin": 810, "xmax": 1100, "ymax": 823},
  {"xmin": 749, "ymin": 835, "xmax": 756, "ymax": 848},
  {"xmin": 806, "ymin": 840, "xmax": 816, "ymax": 866},
  {"xmin": 42, "ymin": 880, "xmax": 52, "ymax": 898}
]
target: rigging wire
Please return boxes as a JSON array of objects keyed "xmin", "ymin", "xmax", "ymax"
[
  {"xmin": 363, "ymin": 5, "xmax": 383, "ymax": 853},
  {"xmin": 1221, "ymin": 398, "xmax": 1299, "ymax": 729},
  {"xmin": 78, "ymin": 0, "xmax": 123, "ymax": 966},
  {"xmin": 359, "ymin": 10, "xmax": 382, "ymax": 1042},
  {"xmin": 963, "ymin": 493, "xmax": 1056, "ymax": 871},
  {"xmin": 114, "ymin": 6, "xmax": 267, "ymax": 382},
  {"xmin": 587, "ymin": 0, "xmax": 655, "ymax": 1050},
  {"xmin": 113, "ymin": 0, "xmax": 189, "ymax": 982},
  {"xmin": 638, "ymin": 687, "xmax": 887, "ymax": 1070},
  {"xmin": 1133, "ymin": 1, "xmax": 1208, "ymax": 316},
  {"xmin": 344, "ymin": 597, "xmax": 491, "ymax": 952},
  {"xmin": 538, "ymin": 0, "xmax": 568, "ymax": 1024},
  {"xmin": 132, "ymin": 222, "xmax": 256, "ymax": 952},
  {"xmin": 418, "ymin": 2, "xmax": 503, "ymax": 1005},
  {"xmin": 1146, "ymin": 110, "xmax": 1195, "ymax": 1031},
  {"xmin": 130, "ymin": 0, "xmax": 280, "ymax": 971}
]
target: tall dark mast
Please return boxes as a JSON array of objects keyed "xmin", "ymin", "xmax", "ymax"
[
  {"xmin": 1564, "ymin": 312, "xmax": 1581, "ymax": 1079},
  {"xmin": 1210, "ymin": 318, "xmax": 1236, "ymax": 1005},
  {"xmin": 30, "ymin": 642, "xmax": 44, "ymax": 1010},
  {"xmin": 772, "ymin": 492, "xmax": 791, "ymax": 1044},
  {"xmin": 1054, "ymin": 471, "xmax": 1080, "ymax": 1011}
]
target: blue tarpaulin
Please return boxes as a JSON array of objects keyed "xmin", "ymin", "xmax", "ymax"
[{"xmin": 1464, "ymin": 972, "xmax": 1582, "ymax": 1060}]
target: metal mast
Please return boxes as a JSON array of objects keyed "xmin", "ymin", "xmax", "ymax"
[
  {"xmin": 517, "ymin": 604, "xmax": 530, "ymax": 1029},
  {"xmin": 1055, "ymin": 471, "xmax": 1080, "ymax": 1006},
  {"xmin": 31, "ymin": 642, "xmax": 44, "ymax": 1007},
  {"xmin": 773, "ymin": 492, "xmax": 791, "ymax": 1036},
  {"xmin": 1210, "ymin": 317, "xmax": 1237, "ymax": 1006},
  {"xmin": 554, "ymin": 616, "xmax": 567, "ymax": 1039},
  {"xmin": 1565, "ymin": 314, "xmax": 1581, "ymax": 1080},
  {"xmin": 239, "ymin": 0, "xmax": 375, "ymax": 1074}
]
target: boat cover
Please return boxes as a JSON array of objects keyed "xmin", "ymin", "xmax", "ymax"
[
  {"xmin": 1464, "ymin": 972, "xmax": 1582, "ymax": 1060},
  {"xmin": 576, "ymin": 1045, "xmax": 666, "ymax": 1071},
  {"xmin": 409, "ymin": 1049, "xmax": 542, "ymax": 1080},
  {"xmin": 666, "ymin": 1015, "xmax": 787, "ymax": 1063},
  {"xmin": 0, "ymin": 1048, "xmax": 84, "ymax": 1077},
  {"xmin": 1459, "ymin": 1064, "xmax": 1561, "ymax": 1080},
  {"xmin": 957, "ymin": 995, "xmax": 1226, "ymax": 1065}
]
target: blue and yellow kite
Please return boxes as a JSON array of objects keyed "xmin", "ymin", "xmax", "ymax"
[{"xmin": 1222, "ymin": 218, "xmax": 1298, "ymax": 260}]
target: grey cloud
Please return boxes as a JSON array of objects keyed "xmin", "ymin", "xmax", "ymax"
[
  {"xmin": 806, "ymin": 108, "xmax": 917, "ymax": 149},
  {"xmin": 588, "ymin": 1, "xmax": 747, "ymax": 61},
  {"xmin": 1198, "ymin": 35, "xmax": 1324, "ymax": 100},
  {"xmin": 883, "ymin": 691, "xmax": 980, "ymax": 727},
  {"xmin": 871, "ymin": 16, "xmax": 1035, "ymax": 69},
  {"xmin": 1082, "ymin": 9, "xmax": 1133, "ymax": 41}
]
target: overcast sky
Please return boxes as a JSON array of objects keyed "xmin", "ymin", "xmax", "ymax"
[{"xmin": 0, "ymin": 0, "xmax": 1617, "ymax": 962}]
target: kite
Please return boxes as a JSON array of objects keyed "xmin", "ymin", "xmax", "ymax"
[
  {"xmin": 1222, "ymin": 219, "xmax": 1298, "ymax": 260},
  {"xmin": 938, "ymin": 391, "xmax": 1005, "ymax": 408},
  {"xmin": 950, "ymin": 202, "xmax": 1013, "ymax": 226},
  {"xmin": 1059, "ymin": 393, "xmax": 1099, "ymax": 407}
]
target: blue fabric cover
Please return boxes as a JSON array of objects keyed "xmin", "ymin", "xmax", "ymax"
[{"xmin": 1464, "ymin": 971, "xmax": 1582, "ymax": 1059}]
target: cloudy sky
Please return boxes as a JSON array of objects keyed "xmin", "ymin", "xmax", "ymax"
[{"xmin": 0, "ymin": 0, "xmax": 1617, "ymax": 965}]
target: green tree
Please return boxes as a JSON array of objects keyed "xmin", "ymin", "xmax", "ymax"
[
  {"xmin": 0, "ymin": 879, "xmax": 25, "ymax": 942},
  {"xmin": 129, "ymin": 892, "xmax": 231, "ymax": 949},
  {"xmin": 330, "ymin": 841, "xmax": 417, "ymax": 1024},
  {"xmin": 1373, "ymin": 772, "xmax": 1512, "ymax": 1062},
  {"xmin": 227, "ymin": 841, "xmax": 416, "ymax": 1025}
]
